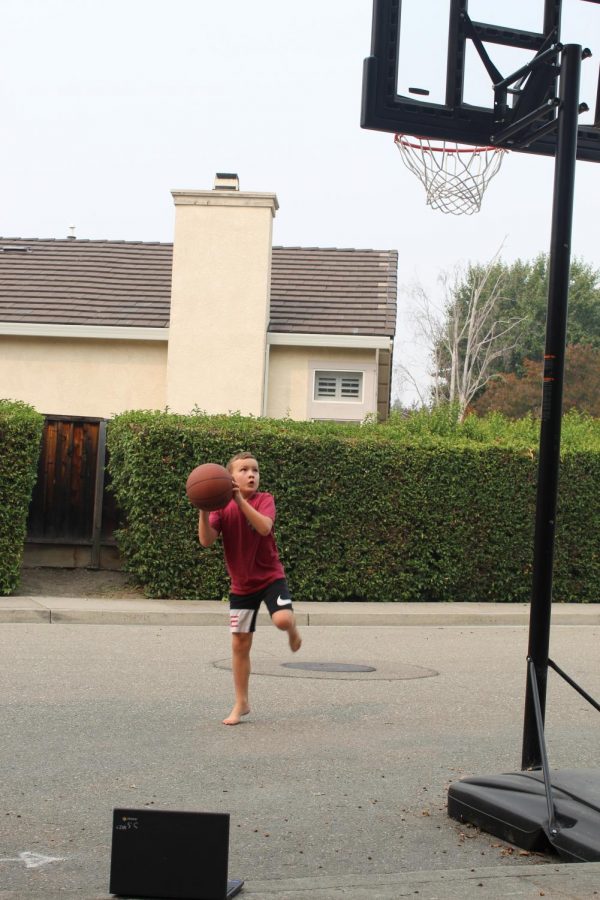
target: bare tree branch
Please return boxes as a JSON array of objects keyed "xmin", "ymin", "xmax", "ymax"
[{"xmin": 395, "ymin": 246, "xmax": 526, "ymax": 420}]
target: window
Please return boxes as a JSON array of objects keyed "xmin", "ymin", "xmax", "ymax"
[
  {"xmin": 314, "ymin": 371, "xmax": 363, "ymax": 402},
  {"xmin": 307, "ymin": 360, "xmax": 376, "ymax": 423}
]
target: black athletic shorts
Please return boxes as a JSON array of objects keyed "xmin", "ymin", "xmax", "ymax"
[{"xmin": 229, "ymin": 578, "xmax": 293, "ymax": 633}]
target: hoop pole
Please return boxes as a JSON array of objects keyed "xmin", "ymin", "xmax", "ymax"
[{"xmin": 521, "ymin": 44, "xmax": 582, "ymax": 771}]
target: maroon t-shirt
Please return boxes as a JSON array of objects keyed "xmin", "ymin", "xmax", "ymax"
[{"xmin": 209, "ymin": 492, "xmax": 285, "ymax": 595}]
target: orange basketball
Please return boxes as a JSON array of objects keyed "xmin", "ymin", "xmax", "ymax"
[{"xmin": 186, "ymin": 463, "xmax": 233, "ymax": 511}]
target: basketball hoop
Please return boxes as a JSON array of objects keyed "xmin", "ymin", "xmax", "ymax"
[{"xmin": 394, "ymin": 135, "xmax": 508, "ymax": 215}]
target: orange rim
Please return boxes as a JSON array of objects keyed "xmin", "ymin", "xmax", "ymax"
[{"xmin": 394, "ymin": 134, "xmax": 506, "ymax": 153}]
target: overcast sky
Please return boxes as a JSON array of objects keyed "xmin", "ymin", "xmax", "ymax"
[{"xmin": 2, "ymin": 0, "xmax": 599, "ymax": 403}]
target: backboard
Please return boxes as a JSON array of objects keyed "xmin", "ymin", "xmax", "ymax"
[{"xmin": 361, "ymin": 0, "xmax": 600, "ymax": 161}]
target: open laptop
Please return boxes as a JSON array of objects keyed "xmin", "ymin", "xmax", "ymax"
[{"xmin": 109, "ymin": 809, "xmax": 243, "ymax": 900}]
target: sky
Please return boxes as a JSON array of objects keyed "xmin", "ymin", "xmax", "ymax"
[{"xmin": 1, "ymin": 0, "xmax": 599, "ymax": 403}]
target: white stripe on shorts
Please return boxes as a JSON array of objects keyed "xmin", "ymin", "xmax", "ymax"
[{"xmin": 229, "ymin": 608, "xmax": 255, "ymax": 633}]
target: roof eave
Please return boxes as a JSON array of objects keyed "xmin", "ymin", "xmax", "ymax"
[
  {"xmin": 267, "ymin": 332, "xmax": 393, "ymax": 349},
  {"xmin": 0, "ymin": 322, "xmax": 169, "ymax": 341}
]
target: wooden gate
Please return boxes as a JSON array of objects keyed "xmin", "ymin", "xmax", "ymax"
[{"xmin": 26, "ymin": 416, "xmax": 118, "ymax": 567}]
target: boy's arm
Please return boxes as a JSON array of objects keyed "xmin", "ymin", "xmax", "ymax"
[
  {"xmin": 233, "ymin": 488, "xmax": 273, "ymax": 536},
  {"xmin": 198, "ymin": 510, "xmax": 219, "ymax": 547}
]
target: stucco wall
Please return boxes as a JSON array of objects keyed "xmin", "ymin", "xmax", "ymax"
[
  {"xmin": 167, "ymin": 190, "xmax": 277, "ymax": 415},
  {"xmin": 266, "ymin": 346, "xmax": 377, "ymax": 421},
  {"xmin": 0, "ymin": 336, "xmax": 167, "ymax": 417}
]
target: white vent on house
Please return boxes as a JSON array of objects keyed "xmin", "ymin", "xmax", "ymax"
[
  {"xmin": 314, "ymin": 371, "xmax": 363, "ymax": 402},
  {"xmin": 214, "ymin": 172, "xmax": 239, "ymax": 191}
]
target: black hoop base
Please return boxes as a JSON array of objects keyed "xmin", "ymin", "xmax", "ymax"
[{"xmin": 448, "ymin": 769, "xmax": 600, "ymax": 862}]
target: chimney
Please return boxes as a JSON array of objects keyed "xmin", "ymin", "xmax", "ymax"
[
  {"xmin": 166, "ymin": 175, "xmax": 279, "ymax": 415},
  {"xmin": 213, "ymin": 172, "xmax": 240, "ymax": 191}
]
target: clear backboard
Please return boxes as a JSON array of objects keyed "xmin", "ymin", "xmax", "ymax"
[{"xmin": 361, "ymin": 0, "xmax": 600, "ymax": 161}]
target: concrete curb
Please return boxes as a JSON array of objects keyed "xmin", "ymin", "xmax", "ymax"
[
  {"xmin": 1, "ymin": 861, "xmax": 599, "ymax": 899},
  {"xmin": 242, "ymin": 860, "xmax": 600, "ymax": 898},
  {"xmin": 1, "ymin": 597, "xmax": 600, "ymax": 626}
]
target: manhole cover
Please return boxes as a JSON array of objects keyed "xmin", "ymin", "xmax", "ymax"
[
  {"xmin": 213, "ymin": 657, "xmax": 438, "ymax": 680},
  {"xmin": 281, "ymin": 661, "xmax": 376, "ymax": 673}
]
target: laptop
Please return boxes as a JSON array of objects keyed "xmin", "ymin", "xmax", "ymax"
[{"xmin": 109, "ymin": 808, "xmax": 244, "ymax": 900}]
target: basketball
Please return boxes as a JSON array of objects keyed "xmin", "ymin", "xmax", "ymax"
[{"xmin": 186, "ymin": 463, "xmax": 233, "ymax": 511}]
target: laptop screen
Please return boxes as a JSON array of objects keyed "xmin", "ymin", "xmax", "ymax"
[{"xmin": 109, "ymin": 808, "xmax": 231, "ymax": 900}]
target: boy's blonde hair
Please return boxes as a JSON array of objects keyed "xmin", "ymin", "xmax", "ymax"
[{"xmin": 226, "ymin": 451, "xmax": 257, "ymax": 473}]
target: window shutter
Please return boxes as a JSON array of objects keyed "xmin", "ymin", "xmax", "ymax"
[
  {"xmin": 314, "ymin": 371, "xmax": 363, "ymax": 401},
  {"xmin": 315, "ymin": 374, "xmax": 338, "ymax": 398},
  {"xmin": 340, "ymin": 375, "xmax": 361, "ymax": 399}
]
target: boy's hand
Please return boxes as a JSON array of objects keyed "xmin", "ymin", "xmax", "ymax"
[{"xmin": 231, "ymin": 478, "xmax": 243, "ymax": 506}]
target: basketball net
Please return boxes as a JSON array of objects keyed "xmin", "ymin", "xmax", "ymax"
[{"xmin": 394, "ymin": 135, "xmax": 508, "ymax": 215}]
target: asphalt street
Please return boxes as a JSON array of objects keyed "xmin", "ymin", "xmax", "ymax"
[{"xmin": 1, "ymin": 612, "xmax": 599, "ymax": 898}]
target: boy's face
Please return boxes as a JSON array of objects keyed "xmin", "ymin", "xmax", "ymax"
[{"xmin": 230, "ymin": 457, "xmax": 260, "ymax": 497}]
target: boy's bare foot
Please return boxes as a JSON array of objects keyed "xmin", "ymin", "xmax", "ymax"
[
  {"xmin": 222, "ymin": 705, "xmax": 250, "ymax": 726},
  {"xmin": 289, "ymin": 627, "xmax": 302, "ymax": 653}
]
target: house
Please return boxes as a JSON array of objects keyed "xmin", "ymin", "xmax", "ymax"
[
  {"xmin": 0, "ymin": 174, "xmax": 397, "ymax": 423},
  {"xmin": 0, "ymin": 175, "xmax": 397, "ymax": 568}
]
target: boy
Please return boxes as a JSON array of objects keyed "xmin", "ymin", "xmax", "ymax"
[{"xmin": 198, "ymin": 452, "xmax": 301, "ymax": 725}]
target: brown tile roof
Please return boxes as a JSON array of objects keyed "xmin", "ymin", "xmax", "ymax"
[
  {"xmin": 0, "ymin": 238, "xmax": 397, "ymax": 336},
  {"xmin": 270, "ymin": 246, "xmax": 397, "ymax": 337},
  {"xmin": 0, "ymin": 239, "xmax": 172, "ymax": 327}
]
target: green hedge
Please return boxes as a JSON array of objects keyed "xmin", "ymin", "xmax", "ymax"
[
  {"xmin": 0, "ymin": 400, "xmax": 44, "ymax": 595},
  {"xmin": 106, "ymin": 408, "xmax": 600, "ymax": 603}
]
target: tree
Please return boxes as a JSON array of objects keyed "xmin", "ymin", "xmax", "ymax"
[
  {"xmin": 396, "ymin": 253, "xmax": 600, "ymax": 418},
  {"xmin": 472, "ymin": 344, "xmax": 600, "ymax": 418},
  {"xmin": 396, "ymin": 249, "xmax": 525, "ymax": 421},
  {"xmin": 447, "ymin": 254, "xmax": 600, "ymax": 379}
]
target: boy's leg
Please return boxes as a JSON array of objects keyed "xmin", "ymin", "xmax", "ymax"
[
  {"xmin": 224, "ymin": 632, "xmax": 253, "ymax": 726},
  {"xmin": 225, "ymin": 598, "xmax": 259, "ymax": 726},
  {"xmin": 271, "ymin": 609, "xmax": 302, "ymax": 652},
  {"xmin": 264, "ymin": 579, "xmax": 302, "ymax": 652}
]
